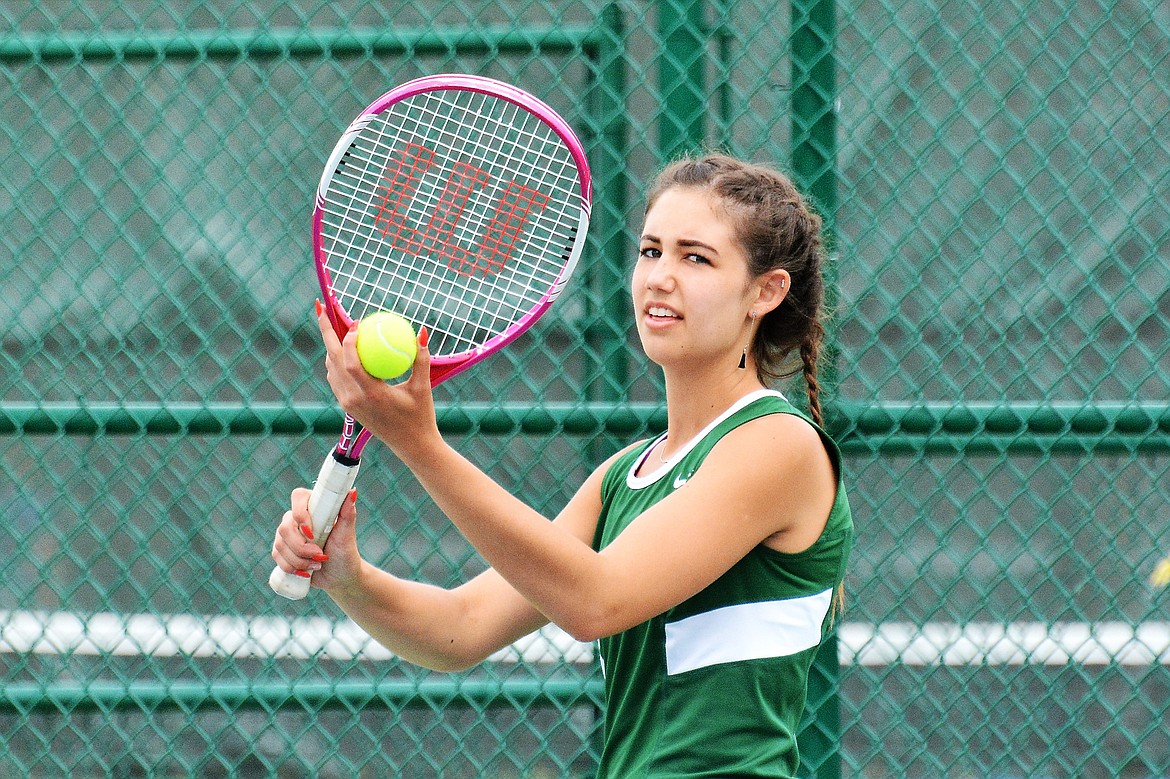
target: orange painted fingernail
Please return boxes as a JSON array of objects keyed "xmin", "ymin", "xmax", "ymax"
[
  {"xmin": 294, "ymin": 570, "xmax": 312, "ymax": 579},
  {"xmin": 300, "ymin": 524, "xmax": 314, "ymax": 540},
  {"xmin": 315, "ymin": 299, "xmax": 323, "ymax": 316},
  {"xmin": 312, "ymin": 554, "xmax": 329, "ymax": 562},
  {"xmin": 418, "ymin": 326, "xmax": 429, "ymax": 348}
]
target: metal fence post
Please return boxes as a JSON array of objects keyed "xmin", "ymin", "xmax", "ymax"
[
  {"xmin": 657, "ymin": 0, "xmax": 709, "ymax": 161},
  {"xmin": 791, "ymin": 0, "xmax": 842, "ymax": 778}
]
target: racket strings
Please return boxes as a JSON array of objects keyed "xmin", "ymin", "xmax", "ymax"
[{"xmin": 318, "ymin": 87, "xmax": 581, "ymax": 356}]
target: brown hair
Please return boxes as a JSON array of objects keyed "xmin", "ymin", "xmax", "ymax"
[{"xmin": 646, "ymin": 154, "xmax": 829, "ymax": 425}]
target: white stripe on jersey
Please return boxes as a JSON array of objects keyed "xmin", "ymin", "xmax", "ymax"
[{"xmin": 664, "ymin": 589, "xmax": 833, "ymax": 675}]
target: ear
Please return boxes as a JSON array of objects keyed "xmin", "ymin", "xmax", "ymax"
[{"xmin": 751, "ymin": 269, "xmax": 790, "ymax": 316}]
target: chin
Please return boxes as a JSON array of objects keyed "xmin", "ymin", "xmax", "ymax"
[
  {"xmin": 640, "ymin": 346, "xmax": 693, "ymax": 372},
  {"xmin": 635, "ymin": 343, "xmax": 669, "ymax": 369}
]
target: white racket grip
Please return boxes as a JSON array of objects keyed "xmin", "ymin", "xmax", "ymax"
[{"xmin": 268, "ymin": 453, "xmax": 360, "ymax": 600}]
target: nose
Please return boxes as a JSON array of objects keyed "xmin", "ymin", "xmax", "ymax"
[{"xmin": 643, "ymin": 256, "xmax": 677, "ymax": 292}]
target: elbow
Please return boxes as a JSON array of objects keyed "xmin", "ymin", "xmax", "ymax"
[
  {"xmin": 423, "ymin": 655, "xmax": 479, "ymax": 673},
  {"xmin": 552, "ymin": 575, "xmax": 656, "ymax": 643},
  {"xmin": 555, "ymin": 601, "xmax": 626, "ymax": 645},
  {"xmin": 407, "ymin": 647, "xmax": 486, "ymax": 674},
  {"xmin": 384, "ymin": 637, "xmax": 492, "ymax": 674},
  {"xmin": 558, "ymin": 620, "xmax": 599, "ymax": 644},
  {"xmin": 564, "ymin": 625, "xmax": 606, "ymax": 644}
]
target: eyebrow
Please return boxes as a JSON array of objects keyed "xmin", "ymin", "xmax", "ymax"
[{"xmin": 639, "ymin": 234, "xmax": 721, "ymax": 255}]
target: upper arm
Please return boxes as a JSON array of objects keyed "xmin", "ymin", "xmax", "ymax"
[{"xmin": 585, "ymin": 414, "xmax": 836, "ymax": 634}]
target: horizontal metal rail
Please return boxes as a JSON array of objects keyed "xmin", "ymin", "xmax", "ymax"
[
  {"xmin": 0, "ymin": 25, "xmax": 600, "ymax": 63},
  {"xmin": 1, "ymin": 679, "xmax": 602, "ymax": 714},
  {"xmin": 0, "ymin": 401, "xmax": 665, "ymax": 436},
  {"xmin": 1, "ymin": 401, "xmax": 1167, "ymax": 452},
  {"xmin": 833, "ymin": 401, "xmax": 1170, "ymax": 454}
]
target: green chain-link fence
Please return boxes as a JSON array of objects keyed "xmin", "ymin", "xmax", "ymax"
[{"xmin": 2, "ymin": 0, "xmax": 1168, "ymax": 776}]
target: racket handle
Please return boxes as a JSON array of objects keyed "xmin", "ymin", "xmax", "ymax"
[{"xmin": 269, "ymin": 452, "xmax": 360, "ymax": 600}]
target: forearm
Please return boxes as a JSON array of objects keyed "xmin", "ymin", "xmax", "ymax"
[
  {"xmin": 326, "ymin": 560, "xmax": 496, "ymax": 672},
  {"xmin": 391, "ymin": 436, "xmax": 610, "ymax": 638},
  {"xmin": 330, "ymin": 331, "xmax": 609, "ymax": 633}
]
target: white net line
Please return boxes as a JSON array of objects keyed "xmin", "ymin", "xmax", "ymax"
[
  {"xmin": 6, "ymin": 612, "xmax": 1170, "ymax": 666},
  {"xmin": 317, "ymin": 88, "xmax": 582, "ymax": 357},
  {"xmin": 0, "ymin": 611, "xmax": 591, "ymax": 663}
]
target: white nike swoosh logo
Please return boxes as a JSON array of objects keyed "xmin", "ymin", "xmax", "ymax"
[{"xmin": 673, "ymin": 474, "xmax": 688, "ymax": 489}]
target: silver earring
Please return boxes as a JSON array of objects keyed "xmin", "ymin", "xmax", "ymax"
[{"xmin": 739, "ymin": 311, "xmax": 756, "ymax": 370}]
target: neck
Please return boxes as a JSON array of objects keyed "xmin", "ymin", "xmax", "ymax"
[{"xmin": 659, "ymin": 360, "xmax": 767, "ymax": 448}]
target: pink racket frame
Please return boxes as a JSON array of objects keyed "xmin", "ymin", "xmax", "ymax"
[{"xmin": 311, "ymin": 74, "xmax": 592, "ymax": 457}]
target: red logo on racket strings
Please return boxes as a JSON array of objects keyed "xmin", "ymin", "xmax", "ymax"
[{"xmin": 373, "ymin": 142, "xmax": 549, "ymax": 277}]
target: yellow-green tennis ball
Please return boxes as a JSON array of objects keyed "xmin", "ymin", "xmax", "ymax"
[{"xmin": 356, "ymin": 312, "xmax": 417, "ymax": 380}]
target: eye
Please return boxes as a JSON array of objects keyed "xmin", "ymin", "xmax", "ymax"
[
  {"xmin": 638, "ymin": 246, "xmax": 661, "ymax": 261},
  {"xmin": 684, "ymin": 252, "xmax": 712, "ymax": 265}
]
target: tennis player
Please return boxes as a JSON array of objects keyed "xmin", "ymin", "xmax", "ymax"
[{"xmin": 272, "ymin": 153, "xmax": 853, "ymax": 778}]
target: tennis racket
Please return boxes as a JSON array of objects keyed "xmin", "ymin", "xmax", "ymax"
[{"xmin": 269, "ymin": 73, "xmax": 591, "ymax": 599}]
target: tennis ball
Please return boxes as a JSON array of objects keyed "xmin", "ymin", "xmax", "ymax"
[
  {"xmin": 1151, "ymin": 556, "xmax": 1170, "ymax": 589},
  {"xmin": 356, "ymin": 311, "xmax": 417, "ymax": 380}
]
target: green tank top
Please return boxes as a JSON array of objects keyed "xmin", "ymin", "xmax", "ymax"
[{"xmin": 591, "ymin": 390, "xmax": 853, "ymax": 778}]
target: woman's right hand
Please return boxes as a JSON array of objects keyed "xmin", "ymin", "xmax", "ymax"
[
  {"xmin": 270, "ymin": 487, "xmax": 363, "ymax": 594},
  {"xmin": 316, "ymin": 304, "xmax": 442, "ymax": 463}
]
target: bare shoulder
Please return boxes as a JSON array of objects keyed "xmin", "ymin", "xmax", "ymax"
[
  {"xmin": 699, "ymin": 411, "xmax": 837, "ymax": 551},
  {"xmin": 719, "ymin": 410, "xmax": 832, "ymax": 466}
]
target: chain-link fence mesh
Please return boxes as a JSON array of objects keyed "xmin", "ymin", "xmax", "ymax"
[{"xmin": 2, "ymin": 1, "xmax": 1168, "ymax": 777}]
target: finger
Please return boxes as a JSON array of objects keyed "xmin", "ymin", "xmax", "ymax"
[
  {"xmin": 272, "ymin": 510, "xmax": 325, "ymax": 570},
  {"xmin": 290, "ymin": 487, "xmax": 312, "ymax": 523},
  {"xmin": 337, "ymin": 487, "xmax": 358, "ymax": 525},
  {"xmin": 319, "ymin": 488, "xmax": 358, "ymax": 553},
  {"xmin": 341, "ymin": 321, "xmax": 365, "ymax": 377},
  {"xmin": 287, "ymin": 487, "xmax": 322, "ymax": 546},
  {"xmin": 407, "ymin": 325, "xmax": 432, "ymax": 387},
  {"xmin": 315, "ymin": 298, "xmax": 344, "ymax": 354}
]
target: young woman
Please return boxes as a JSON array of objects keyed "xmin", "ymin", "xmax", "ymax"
[{"xmin": 271, "ymin": 153, "xmax": 853, "ymax": 778}]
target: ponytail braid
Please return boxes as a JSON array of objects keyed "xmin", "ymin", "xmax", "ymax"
[{"xmin": 800, "ymin": 333, "xmax": 824, "ymax": 428}]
